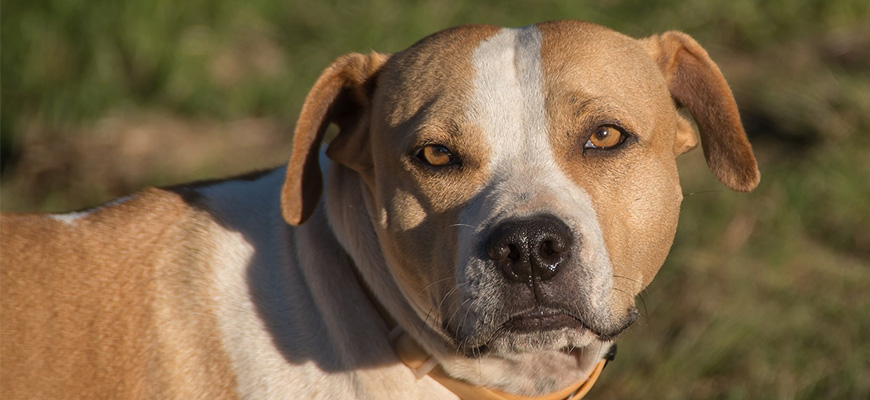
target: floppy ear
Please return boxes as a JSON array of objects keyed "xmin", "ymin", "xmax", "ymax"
[
  {"xmin": 281, "ymin": 52, "xmax": 389, "ymax": 225},
  {"xmin": 641, "ymin": 32, "xmax": 760, "ymax": 192}
]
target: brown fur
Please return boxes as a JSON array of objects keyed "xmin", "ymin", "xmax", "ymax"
[
  {"xmin": 1, "ymin": 190, "xmax": 238, "ymax": 399},
  {"xmin": 534, "ymin": 22, "xmax": 677, "ymax": 309}
]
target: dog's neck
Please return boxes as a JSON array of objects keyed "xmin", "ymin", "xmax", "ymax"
[{"xmin": 324, "ymin": 161, "xmax": 612, "ymax": 398}]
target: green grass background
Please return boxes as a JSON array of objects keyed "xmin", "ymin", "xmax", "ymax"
[{"xmin": 2, "ymin": 0, "xmax": 869, "ymax": 398}]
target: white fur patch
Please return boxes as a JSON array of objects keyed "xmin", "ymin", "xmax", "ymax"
[
  {"xmin": 48, "ymin": 195, "xmax": 133, "ymax": 224},
  {"xmin": 48, "ymin": 211, "xmax": 91, "ymax": 224},
  {"xmin": 198, "ymin": 166, "xmax": 450, "ymax": 398},
  {"xmin": 469, "ymin": 26, "xmax": 550, "ymax": 172},
  {"xmin": 460, "ymin": 24, "xmax": 614, "ymax": 320},
  {"xmin": 192, "ymin": 168, "xmax": 310, "ymax": 398}
]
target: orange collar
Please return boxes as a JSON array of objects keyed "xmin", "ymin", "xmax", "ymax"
[{"xmin": 390, "ymin": 328, "xmax": 610, "ymax": 400}]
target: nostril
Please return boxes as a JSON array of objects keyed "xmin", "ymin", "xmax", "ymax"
[
  {"xmin": 538, "ymin": 238, "xmax": 567, "ymax": 259},
  {"xmin": 488, "ymin": 243, "xmax": 510, "ymax": 261},
  {"xmin": 539, "ymin": 240, "xmax": 557, "ymax": 259},
  {"xmin": 507, "ymin": 244, "xmax": 521, "ymax": 262},
  {"xmin": 488, "ymin": 240, "xmax": 525, "ymax": 263}
]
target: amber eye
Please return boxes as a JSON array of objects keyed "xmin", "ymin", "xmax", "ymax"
[
  {"xmin": 585, "ymin": 126, "xmax": 626, "ymax": 150},
  {"xmin": 417, "ymin": 144, "xmax": 457, "ymax": 167}
]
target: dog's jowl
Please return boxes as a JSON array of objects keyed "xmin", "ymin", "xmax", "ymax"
[{"xmin": 1, "ymin": 20, "xmax": 758, "ymax": 399}]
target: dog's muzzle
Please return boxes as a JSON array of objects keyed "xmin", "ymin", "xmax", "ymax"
[{"xmin": 450, "ymin": 212, "xmax": 638, "ymax": 354}]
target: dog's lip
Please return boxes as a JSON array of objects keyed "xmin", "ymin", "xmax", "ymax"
[
  {"xmin": 505, "ymin": 307, "xmax": 586, "ymax": 333},
  {"xmin": 451, "ymin": 306, "xmax": 639, "ymax": 357}
]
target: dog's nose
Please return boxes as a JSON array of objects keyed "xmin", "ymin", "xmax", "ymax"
[{"xmin": 486, "ymin": 215, "xmax": 573, "ymax": 283}]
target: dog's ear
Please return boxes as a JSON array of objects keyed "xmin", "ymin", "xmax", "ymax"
[
  {"xmin": 641, "ymin": 32, "xmax": 760, "ymax": 192},
  {"xmin": 281, "ymin": 52, "xmax": 389, "ymax": 225}
]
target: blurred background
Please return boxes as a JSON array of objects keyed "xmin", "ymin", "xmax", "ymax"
[{"xmin": 2, "ymin": 0, "xmax": 868, "ymax": 398}]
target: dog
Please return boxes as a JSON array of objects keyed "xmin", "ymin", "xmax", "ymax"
[{"xmin": 1, "ymin": 20, "xmax": 759, "ymax": 399}]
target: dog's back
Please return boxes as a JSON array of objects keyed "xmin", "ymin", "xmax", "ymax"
[{"xmin": 1, "ymin": 188, "xmax": 238, "ymax": 399}]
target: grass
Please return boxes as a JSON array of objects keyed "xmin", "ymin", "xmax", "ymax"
[
  {"xmin": 597, "ymin": 144, "xmax": 870, "ymax": 399},
  {"xmin": 2, "ymin": 0, "xmax": 869, "ymax": 398}
]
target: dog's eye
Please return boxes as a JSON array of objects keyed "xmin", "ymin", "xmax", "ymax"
[
  {"xmin": 585, "ymin": 126, "xmax": 626, "ymax": 150},
  {"xmin": 416, "ymin": 144, "xmax": 457, "ymax": 167}
]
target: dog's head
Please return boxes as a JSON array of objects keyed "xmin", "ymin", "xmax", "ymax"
[{"xmin": 281, "ymin": 20, "xmax": 758, "ymax": 393}]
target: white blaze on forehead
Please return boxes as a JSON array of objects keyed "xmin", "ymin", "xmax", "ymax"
[
  {"xmin": 469, "ymin": 26, "xmax": 550, "ymax": 171},
  {"xmin": 466, "ymin": 26, "xmax": 579, "ymax": 212}
]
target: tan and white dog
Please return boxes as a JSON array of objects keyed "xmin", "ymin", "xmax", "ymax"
[{"xmin": 1, "ymin": 20, "xmax": 759, "ymax": 399}]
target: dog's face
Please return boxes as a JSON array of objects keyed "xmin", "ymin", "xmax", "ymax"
[
  {"xmin": 283, "ymin": 19, "xmax": 757, "ymax": 365},
  {"xmin": 360, "ymin": 23, "xmax": 688, "ymax": 355}
]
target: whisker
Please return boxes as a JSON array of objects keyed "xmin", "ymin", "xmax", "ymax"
[
  {"xmin": 345, "ymin": 204, "xmax": 379, "ymax": 222},
  {"xmin": 612, "ymin": 274, "xmax": 642, "ymax": 284},
  {"xmin": 420, "ymin": 307, "xmax": 436, "ymax": 336},
  {"xmin": 420, "ymin": 282, "xmax": 468, "ymax": 337},
  {"xmin": 447, "ymin": 223, "xmax": 477, "ymax": 230},
  {"xmin": 455, "ymin": 302, "xmax": 475, "ymax": 335},
  {"xmin": 683, "ymin": 189, "xmax": 723, "ymax": 197},
  {"xmin": 637, "ymin": 292, "xmax": 649, "ymax": 320},
  {"xmin": 446, "ymin": 298, "xmax": 473, "ymax": 329},
  {"xmin": 609, "ymin": 262, "xmax": 651, "ymax": 323},
  {"xmin": 416, "ymin": 276, "xmax": 457, "ymax": 298}
]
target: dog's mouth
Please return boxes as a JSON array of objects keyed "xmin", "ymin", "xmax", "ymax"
[
  {"xmin": 504, "ymin": 307, "xmax": 585, "ymax": 333},
  {"xmin": 454, "ymin": 306, "xmax": 637, "ymax": 357},
  {"xmin": 455, "ymin": 307, "xmax": 591, "ymax": 357}
]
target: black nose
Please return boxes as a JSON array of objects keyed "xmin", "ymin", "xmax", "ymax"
[{"xmin": 486, "ymin": 215, "xmax": 573, "ymax": 283}]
